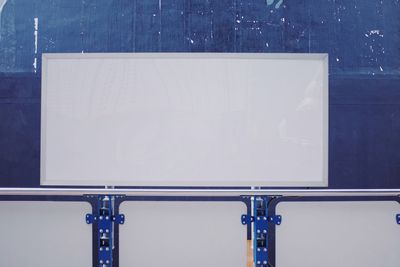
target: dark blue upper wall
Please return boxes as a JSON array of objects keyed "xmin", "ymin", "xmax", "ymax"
[
  {"xmin": 0, "ymin": 0, "xmax": 399, "ymax": 188},
  {"xmin": 0, "ymin": 0, "xmax": 399, "ymax": 73}
]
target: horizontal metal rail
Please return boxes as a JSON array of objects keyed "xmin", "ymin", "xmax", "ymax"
[{"xmin": 0, "ymin": 188, "xmax": 399, "ymax": 197}]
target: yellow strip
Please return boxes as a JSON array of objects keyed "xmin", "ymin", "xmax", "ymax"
[{"xmin": 247, "ymin": 240, "xmax": 253, "ymax": 267}]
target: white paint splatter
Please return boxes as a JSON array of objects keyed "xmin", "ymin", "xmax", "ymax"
[
  {"xmin": 266, "ymin": 0, "xmax": 284, "ymax": 9},
  {"xmin": 0, "ymin": 0, "xmax": 8, "ymax": 38},
  {"xmin": 0, "ymin": 0, "xmax": 7, "ymax": 14},
  {"xmin": 275, "ymin": 0, "xmax": 283, "ymax": 9},
  {"xmin": 32, "ymin": 58, "xmax": 37, "ymax": 72},
  {"xmin": 33, "ymin": 17, "xmax": 39, "ymax": 73},
  {"xmin": 365, "ymin": 29, "xmax": 384, "ymax": 38},
  {"xmin": 34, "ymin": 17, "xmax": 38, "ymax": 53},
  {"xmin": 379, "ymin": 66, "xmax": 383, "ymax": 72},
  {"xmin": 369, "ymin": 45, "xmax": 374, "ymax": 52},
  {"xmin": 336, "ymin": 57, "xmax": 340, "ymax": 62}
]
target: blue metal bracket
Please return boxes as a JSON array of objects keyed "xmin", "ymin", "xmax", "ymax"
[
  {"xmin": 241, "ymin": 214, "xmax": 254, "ymax": 225},
  {"xmin": 241, "ymin": 214, "xmax": 282, "ymax": 226},
  {"xmin": 268, "ymin": 214, "xmax": 282, "ymax": 225},
  {"xmin": 86, "ymin": 195, "xmax": 125, "ymax": 267},
  {"xmin": 114, "ymin": 214, "xmax": 125, "ymax": 224},
  {"xmin": 396, "ymin": 214, "xmax": 400, "ymax": 224}
]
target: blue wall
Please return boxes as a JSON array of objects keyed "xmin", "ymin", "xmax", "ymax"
[{"xmin": 0, "ymin": 0, "xmax": 399, "ymax": 188}]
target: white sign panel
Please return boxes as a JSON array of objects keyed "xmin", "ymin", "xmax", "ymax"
[
  {"xmin": 41, "ymin": 53, "xmax": 328, "ymax": 186},
  {"xmin": 276, "ymin": 201, "xmax": 400, "ymax": 267}
]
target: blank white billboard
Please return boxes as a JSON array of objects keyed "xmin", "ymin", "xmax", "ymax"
[{"xmin": 41, "ymin": 53, "xmax": 328, "ymax": 187}]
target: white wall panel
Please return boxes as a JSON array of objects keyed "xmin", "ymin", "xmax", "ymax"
[
  {"xmin": 119, "ymin": 201, "xmax": 247, "ymax": 267},
  {"xmin": 276, "ymin": 201, "xmax": 400, "ymax": 267},
  {"xmin": 0, "ymin": 201, "xmax": 92, "ymax": 267}
]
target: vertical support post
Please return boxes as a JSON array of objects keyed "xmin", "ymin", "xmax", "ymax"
[
  {"xmin": 241, "ymin": 196, "xmax": 281, "ymax": 266},
  {"xmin": 98, "ymin": 195, "xmax": 113, "ymax": 267},
  {"xmin": 86, "ymin": 195, "xmax": 125, "ymax": 267},
  {"xmin": 253, "ymin": 196, "xmax": 269, "ymax": 267}
]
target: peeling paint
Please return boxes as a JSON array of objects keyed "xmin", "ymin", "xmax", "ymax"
[
  {"xmin": 266, "ymin": 0, "xmax": 283, "ymax": 9},
  {"xmin": 0, "ymin": 0, "xmax": 8, "ymax": 35},
  {"xmin": 33, "ymin": 17, "xmax": 38, "ymax": 73},
  {"xmin": 33, "ymin": 17, "xmax": 38, "ymax": 54},
  {"xmin": 0, "ymin": 0, "xmax": 7, "ymax": 14},
  {"xmin": 366, "ymin": 29, "xmax": 384, "ymax": 37}
]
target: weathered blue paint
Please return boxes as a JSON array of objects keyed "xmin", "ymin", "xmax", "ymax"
[{"xmin": 0, "ymin": 0, "xmax": 399, "ymax": 188}]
